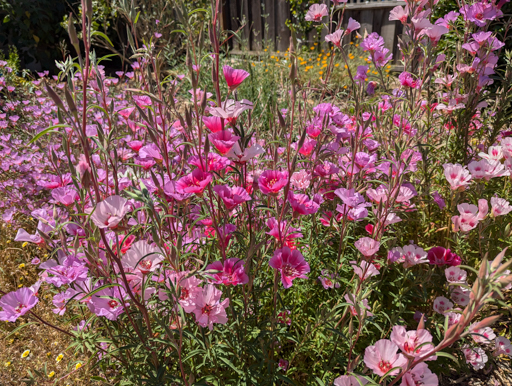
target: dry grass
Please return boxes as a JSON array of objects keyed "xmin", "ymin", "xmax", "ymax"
[{"xmin": 0, "ymin": 222, "xmax": 95, "ymax": 385}]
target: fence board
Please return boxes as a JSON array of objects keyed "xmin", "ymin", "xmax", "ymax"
[{"xmin": 223, "ymin": 0, "xmax": 406, "ymax": 55}]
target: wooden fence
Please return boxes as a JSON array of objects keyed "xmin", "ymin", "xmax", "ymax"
[{"xmin": 221, "ymin": 0, "xmax": 405, "ymax": 59}]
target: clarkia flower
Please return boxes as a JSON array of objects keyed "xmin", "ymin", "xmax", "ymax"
[
  {"xmin": 90, "ymin": 195, "xmax": 131, "ymax": 229},
  {"xmin": 176, "ymin": 169, "xmax": 212, "ymax": 195},
  {"xmin": 354, "ymin": 237, "xmax": 380, "ymax": 257},
  {"xmin": 206, "ymin": 258, "xmax": 249, "ymax": 286},
  {"xmin": 305, "ymin": 3, "xmax": 328, "ymax": 22},
  {"xmin": 427, "ymin": 246, "xmax": 461, "ymax": 266},
  {"xmin": 191, "ymin": 284, "xmax": 229, "ymax": 331},
  {"xmin": 213, "ymin": 185, "xmax": 251, "ymax": 210},
  {"xmin": 0, "ymin": 287, "xmax": 39, "ymax": 322},
  {"xmin": 364, "ymin": 339, "xmax": 408, "ymax": 376},
  {"xmin": 258, "ymin": 170, "xmax": 288, "ymax": 195},
  {"xmin": 269, "ymin": 247, "xmax": 310, "ymax": 289},
  {"xmin": 222, "ymin": 65, "xmax": 250, "ymax": 91}
]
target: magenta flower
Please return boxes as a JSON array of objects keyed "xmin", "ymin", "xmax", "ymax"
[
  {"xmin": 176, "ymin": 169, "xmax": 213, "ymax": 195},
  {"xmin": 52, "ymin": 288, "xmax": 78, "ymax": 316},
  {"xmin": 191, "ymin": 284, "xmax": 229, "ymax": 331},
  {"xmin": 90, "ymin": 195, "xmax": 130, "ymax": 229},
  {"xmin": 258, "ymin": 170, "xmax": 288, "ymax": 195},
  {"xmin": 354, "ymin": 237, "xmax": 380, "ymax": 257},
  {"xmin": 213, "ymin": 184, "xmax": 251, "ymax": 210},
  {"xmin": 427, "ymin": 246, "xmax": 461, "ymax": 266},
  {"xmin": 0, "ymin": 287, "xmax": 39, "ymax": 322},
  {"xmin": 364, "ymin": 339, "xmax": 408, "ymax": 376},
  {"xmin": 206, "ymin": 258, "xmax": 249, "ymax": 286},
  {"xmin": 202, "ymin": 115, "xmax": 224, "ymax": 133},
  {"xmin": 460, "ymin": 3, "xmax": 497, "ymax": 27},
  {"xmin": 266, "ymin": 217, "xmax": 303, "ymax": 249},
  {"xmin": 223, "ymin": 65, "xmax": 250, "ymax": 91},
  {"xmin": 122, "ymin": 240, "xmax": 163, "ymax": 275},
  {"xmin": 269, "ymin": 247, "xmax": 310, "ymax": 289},
  {"xmin": 208, "ymin": 130, "xmax": 240, "ymax": 155},
  {"xmin": 287, "ymin": 191, "xmax": 320, "ymax": 216},
  {"xmin": 305, "ymin": 4, "xmax": 328, "ymax": 22},
  {"xmin": 189, "ymin": 153, "xmax": 230, "ymax": 172}
]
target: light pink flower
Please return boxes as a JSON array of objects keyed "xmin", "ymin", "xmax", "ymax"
[
  {"xmin": 390, "ymin": 326, "xmax": 435, "ymax": 359},
  {"xmin": 491, "ymin": 196, "xmax": 512, "ymax": 217},
  {"xmin": 445, "ymin": 267, "xmax": 467, "ymax": 283},
  {"xmin": 123, "ymin": 240, "xmax": 163, "ymax": 274},
  {"xmin": 389, "ymin": 6, "xmax": 408, "ymax": 23},
  {"xmin": 346, "ymin": 17, "xmax": 361, "ymax": 34},
  {"xmin": 90, "ymin": 195, "xmax": 130, "ymax": 229},
  {"xmin": 364, "ymin": 339, "xmax": 408, "ymax": 376},
  {"xmin": 0, "ymin": 287, "xmax": 39, "ymax": 322},
  {"xmin": 443, "ymin": 163, "xmax": 472, "ymax": 190},
  {"xmin": 205, "ymin": 258, "xmax": 249, "ymax": 286},
  {"xmin": 495, "ymin": 336, "xmax": 512, "ymax": 356},
  {"xmin": 451, "ymin": 286, "xmax": 470, "ymax": 306},
  {"xmin": 191, "ymin": 284, "xmax": 229, "ymax": 331},
  {"xmin": 226, "ymin": 143, "xmax": 265, "ymax": 163},
  {"xmin": 334, "ymin": 375, "xmax": 368, "ymax": 386},
  {"xmin": 325, "ymin": 30, "xmax": 344, "ymax": 47},
  {"xmin": 400, "ymin": 363, "xmax": 438, "ymax": 386},
  {"xmin": 469, "ymin": 323, "xmax": 496, "ymax": 344},
  {"xmin": 433, "ymin": 296, "xmax": 453, "ymax": 314},
  {"xmin": 452, "ymin": 199, "xmax": 488, "ymax": 232},
  {"xmin": 463, "ymin": 346, "xmax": 488, "ymax": 370},
  {"xmin": 290, "ymin": 170, "xmax": 311, "ymax": 190},
  {"xmin": 269, "ymin": 247, "xmax": 310, "ymax": 289},
  {"xmin": 223, "ymin": 65, "xmax": 250, "ymax": 91},
  {"xmin": 350, "ymin": 260, "xmax": 379, "ymax": 280},
  {"xmin": 354, "ymin": 237, "xmax": 380, "ymax": 257},
  {"xmin": 305, "ymin": 4, "xmax": 328, "ymax": 22}
]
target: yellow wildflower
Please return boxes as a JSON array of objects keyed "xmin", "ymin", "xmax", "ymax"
[
  {"xmin": 56, "ymin": 353, "xmax": 64, "ymax": 362},
  {"xmin": 48, "ymin": 371, "xmax": 55, "ymax": 378},
  {"xmin": 22, "ymin": 242, "xmax": 28, "ymax": 248},
  {"xmin": 75, "ymin": 363, "xmax": 82, "ymax": 370},
  {"xmin": 21, "ymin": 350, "xmax": 30, "ymax": 358},
  {"xmin": 18, "ymin": 263, "xmax": 25, "ymax": 269}
]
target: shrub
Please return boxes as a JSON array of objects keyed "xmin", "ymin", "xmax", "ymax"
[{"xmin": 1, "ymin": 0, "xmax": 512, "ymax": 384}]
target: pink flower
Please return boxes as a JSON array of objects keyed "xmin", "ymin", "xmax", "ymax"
[
  {"xmin": 51, "ymin": 186, "xmax": 79, "ymax": 206},
  {"xmin": 223, "ymin": 65, "xmax": 250, "ymax": 91},
  {"xmin": 390, "ymin": 326, "xmax": 435, "ymax": 359},
  {"xmin": 469, "ymin": 323, "xmax": 496, "ymax": 344},
  {"xmin": 269, "ymin": 247, "xmax": 310, "ymax": 289},
  {"xmin": 350, "ymin": 260, "xmax": 379, "ymax": 280},
  {"xmin": 226, "ymin": 143, "xmax": 265, "ymax": 163},
  {"xmin": 90, "ymin": 195, "xmax": 130, "ymax": 229},
  {"xmin": 452, "ymin": 200, "xmax": 488, "ymax": 232},
  {"xmin": 209, "ymin": 99, "xmax": 253, "ymax": 125},
  {"xmin": 325, "ymin": 30, "xmax": 344, "ymax": 47},
  {"xmin": 389, "ymin": 6, "xmax": 408, "ymax": 23},
  {"xmin": 191, "ymin": 284, "xmax": 229, "ymax": 331},
  {"xmin": 258, "ymin": 170, "xmax": 288, "ymax": 195},
  {"xmin": 203, "ymin": 115, "xmax": 224, "ymax": 133},
  {"xmin": 491, "ymin": 196, "xmax": 512, "ymax": 217},
  {"xmin": 278, "ymin": 358, "xmax": 289, "ymax": 371},
  {"xmin": 400, "ymin": 363, "xmax": 438, "ymax": 386},
  {"xmin": 354, "ymin": 237, "xmax": 380, "ymax": 257},
  {"xmin": 0, "ymin": 287, "xmax": 39, "ymax": 322},
  {"xmin": 495, "ymin": 336, "xmax": 512, "ymax": 356},
  {"xmin": 176, "ymin": 169, "xmax": 213, "ymax": 195},
  {"xmin": 75, "ymin": 154, "xmax": 91, "ymax": 178},
  {"xmin": 427, "ymin": 247, "xmax": 461, "ymax": 266},
  {"xmin": 433, "ymin": 296, "xmax": 453, "ymax": 314},
  {"xmin": 189, "ymin": 153, "xmax": 230, "ymax": 172},
  {"xmin": 287, "ymin": 191, "xmax": 320, "ymax": 216},
  {"xmin": 213, "ymin": 185, "xmax": 251, "ymax": 210},
  {"xmin": 334, "ymin": 375, "xmax": 368, "ymax": 386},
  {"xmin": 451, "ymin": 286, "xmax": 470, "ymax": 306},
  {"xmin": 290, "ymin": 170, "xmax": 311, "ymax": 190},
  {"xmin": 266, "ymin": 218, "xmax": 303, "ymax": 249},
  {"xmin": 206, "ymin": 258, "xmax": 249, "ymax": 286},
  {"xmin": 443, "ymin": 163, "xmax": 472, "ymax": 190},
  {"xmin": 462, "ymin": 346, "xmax": 488, "ymax": 370},
  {"xmin": 364, "ymin": 339, "xmax": 408, "ymax": 376},
  {"xmin": 445, "ymin": 267, "xmax": 467, "ymax": 283},
  {"xmin": 305, "ymin": 4, "xmax": 328, "ymax": 22},
  {"xmin": 122, "ymin": 240, "xmax": 163, "ymax": 275},
  {"xmin": 346, "ymin": 17, "xmax": 361, "ymax": 34},
  {"xmin": 209, "ymin": 130, "xmax": 240, "ymax": 155}
]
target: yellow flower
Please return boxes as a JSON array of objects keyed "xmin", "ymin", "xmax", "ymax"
[
  {"xmin": 4, "ymin": 361, "xmax": 11, "ymax": 367},
  {"xmin": 319, "ymin": 71, "xmax": 323, "ymax": 75},
  {"xmin": 355, "ymin": 44, "xmax": 359, "ymax": 47},
  {"xmin": 22, "ymin": 242, "xmax": 28, "ymax": 248},
  {"xmin": 314, "ymin": 43, "xmax": 318, "ymax": 46},
  {"xmin": 310, "ymin": 46, "xmax": 315, "ymax": 50},
  {"xmin": 350, "ymin": 42, "xmax": 354, "ymax": 45},
  {"xmin": 75, "ymin": 363, "xmax": 82, "ymax": 370},
  {"xmin": 18, "ymin": 263, "xmax": 25, "ymax": 269},
  {"xmin": 264, "ymin": 49, "xmax": 267, "ymax": 52},
  {"xmin": 56, "ymin": 353, "xmax": 64, "ymax": 362},
  {"xmin": 48, "ymin": 371, "xmax": 55, "ymax": 378},
  {"xmin": 270, "ymin": 55, "xmax": 274, "ymax": 59},
  {"xmin": 21, "ymin": 350, "xmax": 30, "ymax": 358},
  {"xmin": 6, "ymin": 240, "xmax": 10, "ymax": 244},
  {"xmin": 18, "ymin": 284, "xmax": 23, "ymax": 288},
  {"xmin": 47, "ymin": 352, "xmax": 51, "ymax": 357},
  {"xmin": 335, "ymin": 63, "xmax": 340, "ymax": 67},
  {"xmin": 344, "ymin": 65, "xmax": 348, "ymax": 69},
  {"xmin": 276, "ymin": 50, "xmax": 280, "ymax": 53}
]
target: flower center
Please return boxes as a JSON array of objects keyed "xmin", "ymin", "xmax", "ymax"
[
  {"xmin": 282, "ymin": 263, "xmax": 298, "ymax": 278},
  {"xmin": 15, "ymin": 303, "xmax": 26, "ymax": 313},
  {"xmin": 108, "ymin": 300, "xmax": 119, "ymax": 309},
  {"xmin": 378, "ymin": 360, "xmax": 393, "ymax": 373},
  {"xmin": 202, "ymin": 304, "xmax": 213, "ymax": 315},
  {"xmin": 180, "ymin": 288, "xmax": 190, "ymax": 300},
  {"xmin": 139, "ymin": 259, "xmax": 152, "ymax": 271}
]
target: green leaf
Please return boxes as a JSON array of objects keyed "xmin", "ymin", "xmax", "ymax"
[
  {"xmin": 29, "ymin": 125, "xmax": 67, "ymax": 144},
  {"xmin": 91, "ymin": 31, "xmax": 114, "ymax": 47},
  {"xmin": 134, "ymin": 11, "xmax": 141, "ymax": 25},
  {"xmin": 4, "ymin": 322, "xmax": 38, "ymax": 340},
  {"xmin": 436, "ymin": 351, "xmax": 459, "ymax": 364}
]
